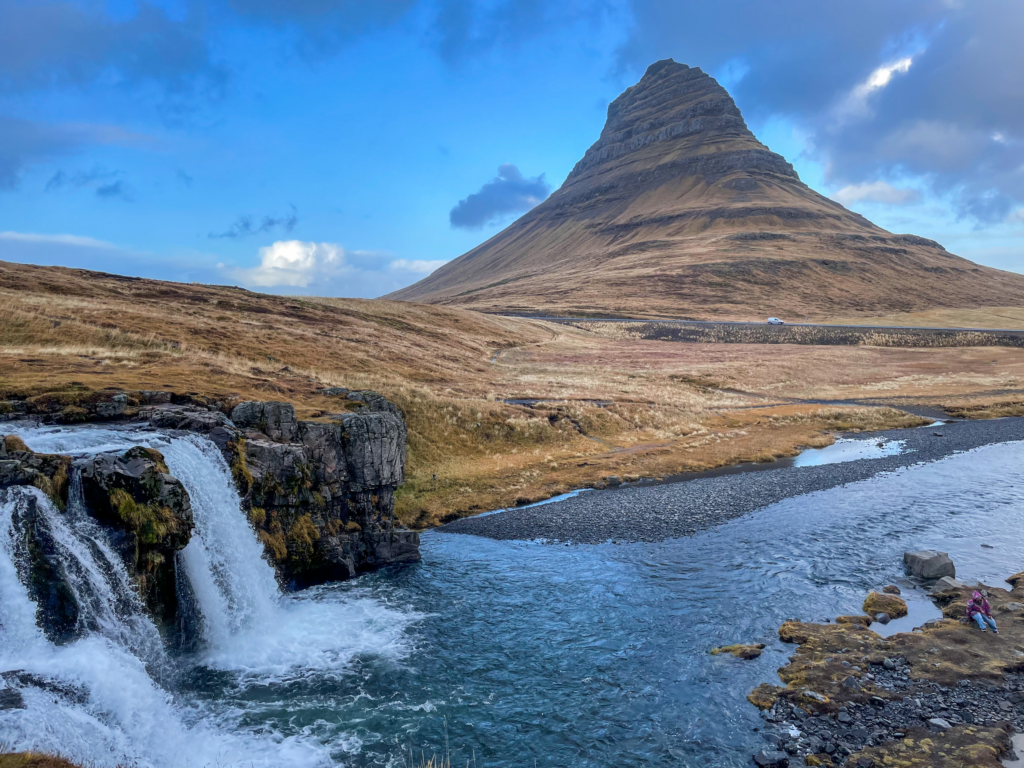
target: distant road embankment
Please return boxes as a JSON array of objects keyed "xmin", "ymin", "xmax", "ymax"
[{"xmin": 512, "ymin": 316, "xmax": 1024, "ymax": 348}]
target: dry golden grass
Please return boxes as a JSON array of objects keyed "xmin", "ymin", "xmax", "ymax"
[
  {"xmin": 1, "ymin": 260, "xmax": 1019, "ymax": 527},
  {"xmin": 824, "ymin": 306, "xmax": 1024, "ymax": 330}
]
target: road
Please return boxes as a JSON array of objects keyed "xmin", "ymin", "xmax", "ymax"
[{"xmin": 502, "ymin": 315, "xmax": 1024, "ymax": 334}]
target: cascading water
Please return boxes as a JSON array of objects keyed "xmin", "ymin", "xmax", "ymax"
[
  {"xmin": 0, "ymin": 425, "xmax": 415, "ymax": 767},
  {"xmin": 162, "ymin": 435, "xmax": 279, "ymax": 647}
]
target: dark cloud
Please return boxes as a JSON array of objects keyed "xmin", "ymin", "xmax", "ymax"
[
  {"xmin": 209, "ymin": 206, "xmax": 299, "ymax": 239},
  {"xmin": 0, "ymin": 117, "xmax": 142, "ymax": 190},
  {"xmin": 616, "ymin": 0, "xmax": 1024, "ymax": 222},
  {"xmin": 45, "ymin": 166, "xmax": 119, "ymax": 192},
  {"xmin": 95, "ymin": 180, "xmax": 134, "ymax": 202},
  {"xmin": 0, "ymin": 1, "xmax": 224, "ymax": 95},
  {"xmin": 44, "ymin": 166, "xmax": 134, "ymax": 201},
  {"xmin": 449, "ymin": 163, "xmax": 550, "ymax": 229}
]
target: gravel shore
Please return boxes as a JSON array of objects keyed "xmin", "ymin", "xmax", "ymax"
[{"xmin": 440, "ymin": 417, "xmax": 1024, "ymax": 544}]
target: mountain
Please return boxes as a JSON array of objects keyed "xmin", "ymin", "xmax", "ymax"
[{"xmin": 389, "ymin": 59, "xmax": 1024, "ymax": 319}]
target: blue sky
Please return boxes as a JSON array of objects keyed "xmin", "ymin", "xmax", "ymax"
[{"xmin": 1, "ymin": 0, "xmax": 1022, "ymax": 298}]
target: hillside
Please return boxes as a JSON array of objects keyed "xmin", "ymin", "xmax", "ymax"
[
  {"xmin": 2, "ymin": 259, "xmax": 1022, "ymax": 526},
  {"xmin": 390, "ymin": 59, "xmax": 1024, "ymax": 319}
]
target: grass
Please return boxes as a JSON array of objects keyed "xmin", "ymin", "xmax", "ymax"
[
  {"xmin": 1, "ymin": 260, "xmax": 1020, "ymax": 528},
  {"xmin": 823, "ymin": 306, "xmax": 1024, "ymax": 330}
]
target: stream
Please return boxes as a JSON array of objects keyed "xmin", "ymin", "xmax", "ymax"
[{"xmin": 0, "ymin": 426, "xmax": 1021, "ymax": 767}]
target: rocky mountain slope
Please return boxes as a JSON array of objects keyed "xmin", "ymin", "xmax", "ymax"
[{"xmin": 390, "ymin": 59, "xmax": 1024, "ymax": 319}]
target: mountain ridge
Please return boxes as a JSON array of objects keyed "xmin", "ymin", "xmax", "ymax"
[{"xmin": 390, "ymin": 59, "xmax": 1024, "ymax": 319}]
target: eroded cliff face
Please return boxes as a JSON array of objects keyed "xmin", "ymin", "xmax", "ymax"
[{"xmin": 0, "ymin": 391, "xmax": 419, "ymax": 638}]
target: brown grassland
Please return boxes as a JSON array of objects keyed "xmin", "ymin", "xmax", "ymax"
[{"xmin": 1, "ymin": 260, "xmax": 1022, "ymax": 527}]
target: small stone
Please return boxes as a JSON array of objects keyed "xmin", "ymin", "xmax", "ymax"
[
  {"xmin": 841, "ymin": 676, "xmax": 862, "ymax": 690},
  {"xmin": 927, "ymin": 718, "xmax": 952, "ymax": 731},
  {"xmin": 856, "ymin": 758, "xmax": 875, "ymax": 768},
  {"xmin": 837, "ymin": 711, "xmax": 853, "ymax": 724},
  {"xmin": 883, "ymin": 658, "xmax": 897, "ymax": 671},
  {"xmin": 875, "ymin": 612, "xmax": 891, "ymax": 625},
  {"xmin": 882, "ymin": 585, "xmax": 901, "ymax": 595}
]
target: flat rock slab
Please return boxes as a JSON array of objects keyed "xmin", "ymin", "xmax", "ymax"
[{"xmin": 441, "ymin": 417, "xmax": 1023, "ymax": 544}]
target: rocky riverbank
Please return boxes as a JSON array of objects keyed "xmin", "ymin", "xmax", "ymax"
[
  {"xmin": 747, "ymin": 568, "xmax": 1024, "ymax": 767},
  {"xmin": 441, "ymin": 416, "xmax": 1024, "ymax": 543}
]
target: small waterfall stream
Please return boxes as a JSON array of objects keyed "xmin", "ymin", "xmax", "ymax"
[{"xmin": 0, "ymin": 426, "xmax": 413, "ymax": 768}]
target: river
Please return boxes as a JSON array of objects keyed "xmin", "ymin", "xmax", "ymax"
[{"xmin": 0, "ymin": 426, "xmax": 1021, "ymax": 768}]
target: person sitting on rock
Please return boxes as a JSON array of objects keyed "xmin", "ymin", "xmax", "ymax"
[{"xmin": 967, "ymin": 591, "xmax": 997, "ymax": 633}]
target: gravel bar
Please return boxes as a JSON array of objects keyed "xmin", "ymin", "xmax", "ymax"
[{"xmin": 440, "ymin": 417, "xmax": 1024, "ymax": 544}]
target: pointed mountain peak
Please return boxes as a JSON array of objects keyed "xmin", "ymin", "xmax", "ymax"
[{"xmin": 389, "ymin": 61, "xmax": 1024, "ymax": 320}]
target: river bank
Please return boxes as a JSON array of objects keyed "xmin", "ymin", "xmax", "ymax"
[
  {"xmin": 749, "ymin": 570, "xmax": 1024, "ymax": 767},
  {"xmin": 440, "ymin": 416, "xmax": 1023, "ymax": 543}
]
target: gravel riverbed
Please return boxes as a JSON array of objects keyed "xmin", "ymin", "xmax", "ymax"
[{"xmin": 441, "ymin": 417, "xmax": 1024, "ymax": 544}]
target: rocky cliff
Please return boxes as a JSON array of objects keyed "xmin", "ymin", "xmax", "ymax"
[
  {"xmin": 389, "ymin": 59, "xmax": 1024, "ymax": 319},
  {"xmin": 0, "ymin": 390, "xmax": 419, "ymax": 639}
]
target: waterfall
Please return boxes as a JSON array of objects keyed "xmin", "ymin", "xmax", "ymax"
[
  {"xmin": 0, "ymin": 425, "xmax": 414, "ymax": 767},
  {"xmin": 160, "ymin": 435, "xmax": 279, "ymax": 647}
]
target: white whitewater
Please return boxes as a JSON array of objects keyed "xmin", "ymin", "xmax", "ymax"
[{"xmin": 0, "ymin": 425, "xmax": 415, "ymax": 767}]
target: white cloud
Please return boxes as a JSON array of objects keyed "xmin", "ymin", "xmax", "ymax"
[
  {"xmin": 228, "ymin": 240, "xmax": 349, "ymax": 288},
  {"xmin": 1008, "ymin": 209, "xmax": 1024, "ymax": 224},
  {"xmin": 389, "ymin": 258, "xmax": 447, "ymax": 274},
  {"xmin": 0, "ymin": 230, "xmax": 116, "ymax": 248},
  {"xmin": 834, "ymin": 56, "xmax": 914, "ymax": 123},
  {"xmin": 833, "ymin": 181, "xmax": 921, "ymax": 207}
]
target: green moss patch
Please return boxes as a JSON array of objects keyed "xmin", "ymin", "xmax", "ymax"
[{"xmin": 109, "ymin": 488, "xmax": 180, "ymax": 545}]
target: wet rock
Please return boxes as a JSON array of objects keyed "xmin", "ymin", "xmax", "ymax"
[
  {"xmin": 882, "ymin": 585, "xmax": 901, "ymax": 595},
  {"xmin": 752, "ymin": 749, "xmax": 789, "ymax": 767},
  {"xmin": 863, "ymin": 592, "xmax": 908, "ymax": 619},
  {"xmin": 2, "ymin": 489, "xmax": 80, "ymax": 645},
  {"xmin": 836, "ymin": 615, "xmax": 873, "ymax": 627},
  {"xmin": 78, "ymin": 446, "xmax": 194, "ymax": 624},
  {"xmin": 0, "ymin": 688, "xmax": 25, "ymax": 710},
  {"xmin": 996, "ymin": 601, "xmax": 1024, "ymax": 614},
  {"xmin": 903, "ymin": 550, "xmax": 955, "ymax": 580},
  {"xmin": 711, "ymin": 643, "xmax": 766, "ymax": 660},
  {"xmin": 874, "ymin": 612, "xmax": 891, "ymax": 625}
]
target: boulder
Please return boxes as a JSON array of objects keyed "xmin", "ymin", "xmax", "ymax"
[
  {"xmin": 863, "ymin": 591, "xmax": 908, "ymax": 619},
  {"xmin": 929, "ymin": 576, "xmax": 966, "ymax": 593},
  {"xmin": 903, "ymin": 550, "xmax": 955, "ymax": 580},
  {"xmin": 882, "ymin": 585, "xmax": 901, "ymax": 595},
  {"xmin": 753, "ymin": 750, "xmax": 789, "ymax": 767}
]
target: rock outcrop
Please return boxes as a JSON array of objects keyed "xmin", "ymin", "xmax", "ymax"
[
  {"xmin": 77, "ymin": 446, "xmax": 194, "ymax": 624},
  {"xmin": 140, "ymin": 392, "xmax": 419, "ymax": 587},
  {"xmin": 0, "ymin": 390, "xmax": 419, "ymax": 635},
  {"xmin": 390, "ymin": 59, "xmax": 1024, "ymax": 319}
]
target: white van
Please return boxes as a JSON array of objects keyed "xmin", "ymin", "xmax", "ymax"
[{"xmin": 766, "ymin": 317, "xmax": 784, "ymax": 325}]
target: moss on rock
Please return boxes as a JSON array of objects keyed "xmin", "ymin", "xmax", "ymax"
[
  {"xmin": 863, "ymin": 591, "xmax": 908, "ymax": 618},
  {"xmin": 710, "ymin": 643, "xmax": 765, "ymax": 659}
]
